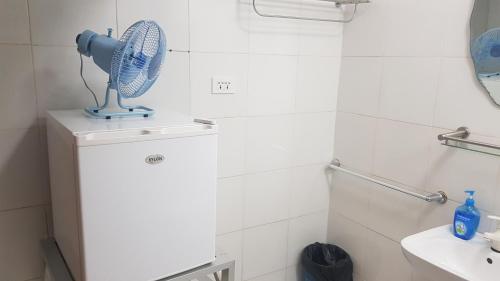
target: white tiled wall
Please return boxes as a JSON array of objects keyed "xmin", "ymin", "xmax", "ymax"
[
  {"xmin": 330, "ymin": 1, "xmax": 500, "ymax": 281},
  {"xmin": 0, "ymin": 0, "xmax": 342, "ymax": 280}
]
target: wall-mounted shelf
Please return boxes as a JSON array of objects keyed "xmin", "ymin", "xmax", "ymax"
[
  {"xmin": 252, "ymin": 0, "xmax": 370, "ymax": 23},
  {"xmin": 438, "ymin": 127, "xmax": 500, "ymax": 156}
]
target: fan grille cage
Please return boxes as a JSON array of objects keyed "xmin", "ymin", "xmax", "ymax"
[{"xmin": 111, "ymin": 20, "xmax": 166, "ymax": 99}]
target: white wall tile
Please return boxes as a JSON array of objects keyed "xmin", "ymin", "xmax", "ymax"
[
  {"xmin": 286, "ymin": 265, "xmax": 301, "ymax": 281},
  {"xmin": 217, "ymin": 118, "xmax": 247, "ymax": 178},
  {"xmin": 381, "ymin": 0, "xmax": 445, "ymax": 57},
  {"xmin": 379, "ymin": 58, "xmax": 440, "ymax": 126},
  {"xmin": 293, "ymin": 112, "xmax": 335, "ymax": 166},
  {"xmin": 440, "ymin": 0, "xmax": 474, "ymax": 57},
  {"xmin": 287, "ymin": 211, "xmax": 328, "ymax": 266},
  {"xmin": 334, "ymin": 112, "xmax": 376, "ymax": 173},
  {"xmin": 354, "ymin": 273, "xmax": 365, "ymax": 281},
  {"xmin": 242, "ymin": 221, "xmax": 288, "ymax": 280},
  {"xmin": 299, "ymin": 30, "xmax": 342, "ymax": 58},
  {"xmin": 434, "ymin": 58, "xmax": 500, "ymax": 136},
  {"xmin": 189, "ymin": 0, "xmax": 249, "ymax": 53},
  {"xmin": 327, "ymin": 212, "xmax": 367, "ymax": 276},
  {"xmin": 295, "ymin": 56, "xmax": 340, "ymax": 113},
  {"xmin": 333, "ymin": 1, "xmax": 496, "ymax": 281},
  {"xmin": 298, "ymin": 6, "xmax": 343, "ymax": 57},
  {"xmin": 412, "ymin": 272, "xmax": 433, "ymax": 281},
  {"xmin": 33, "ymin": 46, "xmax": 109, "ymax": 117},
  {"xmin": 0, "ymin": 45, "xmax": 37, "ymax": 130},
  {"xmin": 330, "ymin": 172, "xmax": 373, "ymax": 226},
  {"xmin": 217, "ymin": 177, "xmax": 244, "ymax": 235},
  {"xmin": 289, "ymin": 165, "xmax": 330, "ymax": 218},
  {"xmin": 0, "ymin": 0, "xmax": 30, "ymax": 44},
  {"xmin": 117, "ymin": 0, "xmax": 189, "ymax": 51},
  {"xmin": 245, "ymin": 115, "xmax": 294, "ymax": 173},
  {"xmin": 244, "ymin": 170, "xmax": 291, "ymax": 228},
  {"xmin": 0, "ymin": 207, "xmax": 47, "ymax": 281},
  {"xmin": 136, "ymin": 51, "xmax": 190, "ymax": 114},
  {"xmin": 29, "ymin": 0, "xmax": 117, "ymax": 46},
  {"xmin": 366, "ymin": 185, "xmax": 423, "ymax": 242},
  {"xmin": 0, "ymin": 129, "xmax": 49, "ymax": 212},
  {"xmin": 248, "ymin": 0, "xmax": 300, "ymax": 55},
  {"xmin": 373, "ymin": 119, "xmax": 433, "ymax": 189},
  {"xmin": 361, "ymin": 229, "xmax": 412, "ymax": 281},
  {"xmin": 247, "ymin": 270, "xmax": 286, "ymax": 281},
  {"xmin": 477, "ymin": 208, "xmax": 495, "ymax": 234},
  {"xmin": 337, "ymin": 57, "xmax": 382, "ymax": 117},
  {"xmin": 418, "ymin": 200, "xmax": 459, "ymax": 232},
  {"xmin": 217, "ymin": 231, "xmax": 243, "ymax": 281},
  {"xmin": 191, "ymin": 53, "xmax": 248, "ymax": 118},
  {"xmin": 342, "ymin": 0, "xmax": 386, "ymax": 56},
  {"xmin": 247, "ymin": 55, "xmax": 297, "ymax": 115}
]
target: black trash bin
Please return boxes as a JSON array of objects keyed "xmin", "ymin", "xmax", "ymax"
[{"xmin": 301, "ymin": 242, "xmax": 353, "ymax": 281}]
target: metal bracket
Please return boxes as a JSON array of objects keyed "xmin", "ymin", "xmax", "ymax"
[
  {"xmin": 438, "ymin": 127, "xmax": 500, "ymax": 155},
  {"xmin": 252, "ymin": 0, "xmax": 367, "ymax": 23},
  {"xmin": 437, "ymin": 127, "xmax": 470, "ymax": 141},
  {"xmin": 194, "ymin": 118, "xmax": 216, "ymax": 125}
]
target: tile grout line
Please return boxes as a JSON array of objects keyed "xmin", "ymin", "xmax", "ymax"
[
  {"xmin": 0, "ymin": 203, "xmax": 49, "ymax": 215},
  {"xmin": 187, "ymin": 0, "xmax": 192, "ymax": 116},
  {"xmin": 217, "ymin": 161, "xmax": 335, "ymax": 180},
  {"xmin": 217, "ymin": 208, "xmax": 329, "ymax": 237},
  {"xmin": 242, "ymin": 267, "xmax": 286, "ymax": 281},
  {"xmin": 336, "ymin": 109, "xmax": 500, "ymax": 141},
  {"xmin": 25, "ymin": 1, "xmax": 52, "ymax": 243}
]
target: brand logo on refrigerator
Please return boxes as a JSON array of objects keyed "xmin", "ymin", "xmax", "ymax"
[{"xmin": 145, "ymin": 154, "xmax": 165, "ymax": 165}]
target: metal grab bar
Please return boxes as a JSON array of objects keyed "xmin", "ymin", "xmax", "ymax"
[
  {"xmin": 438, "ymin": 127, "xmax": 500, "ymax": 151},
  {"xmin": 328, "ymin": 159, "xmax": 447, "ymax": 204},
  {"xmin": 252, "ymin": 0, "xmax": 362, "ymax": 23}
]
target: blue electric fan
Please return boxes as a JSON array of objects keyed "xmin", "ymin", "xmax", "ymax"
[
  {"xmin": 76, "ymin": 20, "xmax": 166, "ymax": 119},
  {"xmin": 471, "ymin": 27, "xmax": 500, "ymax": 79}
]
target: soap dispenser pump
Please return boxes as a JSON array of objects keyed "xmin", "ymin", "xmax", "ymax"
[
  {"xmin": 453, "ymin": 190, "xmax": 481, "ymax": 240},
  {"xmin": 485, "ymin": 216, "xmax": 500, "ymax": 253}
]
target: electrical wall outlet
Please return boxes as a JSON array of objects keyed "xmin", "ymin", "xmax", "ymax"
[{"xmin": 211, "ymin": 76, "xmax": 235, "ymax": 94}]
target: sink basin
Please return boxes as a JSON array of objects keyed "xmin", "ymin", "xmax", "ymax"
[{"xmin": 401, "ymin": 225, "xmax": 500, "ymax": 281}]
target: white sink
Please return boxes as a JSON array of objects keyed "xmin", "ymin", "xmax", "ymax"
[{"xmin": 401, "ymin": 225, "xmax": 500, "ymax": 281}]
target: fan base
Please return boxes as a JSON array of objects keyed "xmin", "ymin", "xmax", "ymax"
[{"xmin": 84, "ymin": 105, "xmax": 154, "ymax": 119}]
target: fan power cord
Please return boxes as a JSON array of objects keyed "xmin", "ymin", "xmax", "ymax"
[{"xmin": 79, "ymin": 53, "xmax": 100, "ymax": 107}]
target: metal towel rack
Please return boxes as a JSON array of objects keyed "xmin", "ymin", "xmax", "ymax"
[
  {"xmin": 328, "ymin": 159, "xmax": 448, "ymax": 204},
  {"xmin": 438, "ymin": 127, "xmax": 500, "ymax": 156},
  {"xmin": 252, "ymin": 0, "xmax": 369, "ymax": 23}
]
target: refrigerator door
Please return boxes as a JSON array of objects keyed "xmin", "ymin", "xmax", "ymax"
[{"xmin": 76, "ymin": 134, "xmax": 217, "ymax": 281}]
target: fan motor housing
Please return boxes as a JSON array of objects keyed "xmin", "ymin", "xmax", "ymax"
[{"xmin": 77, "ymin": 30, "xmax": 119, "ymax": 74}]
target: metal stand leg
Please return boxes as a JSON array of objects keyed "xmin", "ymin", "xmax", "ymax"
[
  {"xmin": 221, "ymin": 266, "xmax": 235, "ymax": 281},
  {"xmin": 44, "ymin": 266, "xmax": 54, "ymax": 281},
  {"xmin": 41, "ymin": 238, "xmax": 236, "ymax": 281}
]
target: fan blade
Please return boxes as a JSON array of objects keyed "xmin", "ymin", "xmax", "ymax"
[{"xmin": 148, "ymin": 52, "xmax": 162, "ymax": 80}]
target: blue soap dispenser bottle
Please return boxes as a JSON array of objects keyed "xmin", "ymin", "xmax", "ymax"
[{"xmin": 453, "ymin": 190, "xmax": 481, "ymax": 240}]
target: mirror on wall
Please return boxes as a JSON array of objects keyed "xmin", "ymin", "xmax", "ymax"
[{"xmin": 471, "ymin": 0, "xmax": 500, "ymax": 105}]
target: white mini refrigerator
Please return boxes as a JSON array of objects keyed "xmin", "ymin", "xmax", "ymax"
[{"xmin": 46, "ymin": 110, "xmax": 217, "ymax": 281}]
